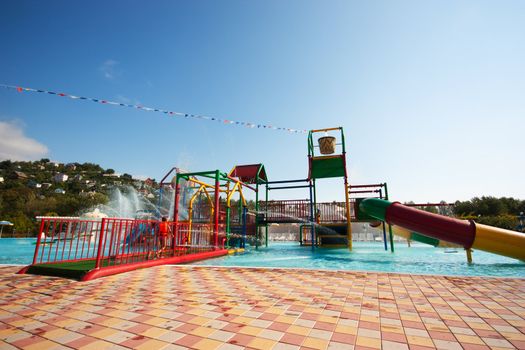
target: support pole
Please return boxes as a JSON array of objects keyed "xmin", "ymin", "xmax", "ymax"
[
  {"xmin": 384, "ymin": 183, "xmax": 394, "ymax": 253},
  {"xmin": 94, "ymin": 218, "xmax": 107, "ymax": 269},
  {"xmin": 242, "ymin": 207, "xmax": 247, "ymax": 248},
  {"xmin": 466, "ymin": 248, "xmax": 473, "ymax": 263},
  {"xmin": 379, "ymin": 189, "xmax": 388, "ymax": 251},
  {"xmin": 214, "ymin": 170, "xmax": 220, "ymax": 249},
  {"xmin": 381, "ymin": 222, "xmax": 388, "ymax": 251},
  {"xmin": 342, "ymin": 161, "xmax": 352, "ymax": 250},
  {"xmin": 265, "ymin": 183, "xmax": 269, "ymax": 247},
  {"xmin": 173, "ymin": 176, "xmax": 181, "ymax": 254},
  {"xmin": 255, "ymin": 183, "xmax": 259, "ymax": 249},
  {"xmin": 226, "ymin": 207, "xmax": 231, "ymax": 247},
  {"xmin": 309, "ymin": 181, "xmax": 315, "ymax": 251},
  {"xmin": 313, "ymin": 179, "xmax": 318, "ymax": 246},
  {"xmin": 32, "ymin": 219, "xmax": 46, "ymax": 265}
]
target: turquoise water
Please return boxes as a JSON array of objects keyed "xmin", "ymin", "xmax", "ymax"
[
  {"xmin": 0, "ymin": 238, "xmax": 37, "ymax": 265},
  {"xmin": 2, "ymin": 239, "xmax": 524, "ymax": 277},
  {"xmin": 194, "ymin": 242, "xmax": 525, "ymax": 277}
]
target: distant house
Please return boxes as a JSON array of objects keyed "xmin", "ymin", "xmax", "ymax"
[
  {"xmin": 54, "ymin": 173, "xmax": 68, "ymax": 182},
  {"xmin": 37, "ymin": 165, "xmax": 45, "ymax": 170},
  {"xmin": 14, "ymin": 171, "xmax": 29, "ymax": 180},
  {"xmin": 41, "ymin": 183, "xmax": 52, "ymax": 189},
  {"xmin": 0, "ymin": 176, "xmax": 4, "ymax": 183},
  {"xmin": 144, "ymin": 178, "xmax": 155, "ymax": 187},
  {"xmin": 73, "ymin": 174, "xmax": 83, "ymax": 181},
  {"xmin": 50, "ymin": 162, "xmax": 61, "ymax": 168},
  {"xmin": 65, "ymin": 163, "xmax": 77, "ymax": 170},
  {"xmin": 28, "ymin": 180, "xmax": 42, "ymax": 188},
  {"xmin": 146, "ymin": 193, "xmax": 155, "ymax": 199},
  {"xmin": 103, "ymin": 173, "xmax": 121, "ymax": 178},
  {"xmin": 54, "ymin": 188, "xmax": 66, "ymax": 194}
]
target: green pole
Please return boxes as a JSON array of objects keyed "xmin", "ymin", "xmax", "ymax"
[
  {"xmin": 237, "ymin": 191, "xmax": 242, "ymax": 248},
  {"xmin": 313, "ymin": 179, "xmax": 317, "ymax": 247},
  {"xmin": 265, "ymin": 183, "xmax": 269, "ymax": 247},
  {"xmin": 384, "ymin": 182, "xmax": 394, "ymax": 253},
  {"xmin": 255, "ymin": 183, "xmax": 259, "ymax": 249}
]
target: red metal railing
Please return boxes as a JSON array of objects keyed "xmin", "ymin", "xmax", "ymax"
[
  {"xmin": 261, "ymin": 200, "xmax": 311, "ymax": 222},
  {"xmin": 32, "ymin": 217, "xmax": 222, "ymax": 270},
  {"xmin": 33, "ymin": 218, "xmax": 103, "ymax": 265},
  {"xmin": 259, "ymin": 200, "xmax": 355, "ymax": 223}
]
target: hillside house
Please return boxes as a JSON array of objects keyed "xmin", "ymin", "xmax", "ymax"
[
  {"xmin": 103, "ymin": 173, "xmax": 121, "ymax": 178},
  {"xmin": 28, "ymin": 180, "xmax": 42, "ymax": 188},
  {"xmin": 54, "ymin": 173, "xmax": 68, "ymax": 182},
  {"xmin": 14, "ymin": 171, "xmax": 29, "ymax": 180},
  {"xmin": 54, "ymin": 188, "xmax": 66, "ymax": 194}
]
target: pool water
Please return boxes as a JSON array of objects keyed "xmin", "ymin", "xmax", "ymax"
[
  {"xmin": 2, "ymin": 239, "xmax": 524, "ymax": 277},
  {"xmin": 194, "ymin": 242, "xmax": 525, "ymax": 277},
  {"xmin": 0, "ymin": 238, "xmax": 38, "ymax": 265}
]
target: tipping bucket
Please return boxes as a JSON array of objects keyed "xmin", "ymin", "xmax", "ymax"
[{"xmin": 318, "ymin": 136, "xmax": 336, "ymax": 154}]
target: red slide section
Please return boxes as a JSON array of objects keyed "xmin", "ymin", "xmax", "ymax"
[{"xmin": 386, "ymin": 203, "xmax": 477, "ymax": 248}]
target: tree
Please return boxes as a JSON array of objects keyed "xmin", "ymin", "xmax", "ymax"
[{"xmin": 7, "ymin": 211, "xmax": 35, "ymax": 236}]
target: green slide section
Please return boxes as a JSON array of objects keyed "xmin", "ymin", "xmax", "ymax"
[{"xmin": 359, "ymin": 198, "xmax": 391, "ymax": 221}]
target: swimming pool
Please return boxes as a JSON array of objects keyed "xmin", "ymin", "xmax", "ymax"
[
  {"xmin": 0, "ymin": 238, "xmax": 36, "ymax": 265},
  {"xmin": 194, "ymin": 242, "xmax": 525, "ymax": 277},
  {"xmin": 2, "ymin": 239, "xmax": 524, "ymax": 277}
]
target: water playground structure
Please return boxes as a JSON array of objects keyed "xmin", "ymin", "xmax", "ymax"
[{"xmin": 19, "ymin": 127, "xmax": 525, "ymax": 280}]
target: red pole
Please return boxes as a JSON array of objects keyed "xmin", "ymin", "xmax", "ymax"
[
  {"xmin": 95, "ymin": 218, "xmax": 107, "ymax": 269},
  {"xmin": 173, "ymin": 177, "xmax": 181, "ymax": 256},
  {"xmin": 214, "ymin": 170, "xmax": 220, "ymax": 249},
  {"xmin": 32, "ymin": 219, "xmax": 46, "ymax": 265}
]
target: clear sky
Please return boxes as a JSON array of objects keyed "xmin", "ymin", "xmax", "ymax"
[{"xmin": 1, "ymin": 0, "xmax": 524, "ymax": 203}]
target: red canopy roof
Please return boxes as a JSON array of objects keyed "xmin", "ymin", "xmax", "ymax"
[{"xmin": 229, "ymin": 164, "xmax": 267, "ymax": 184}]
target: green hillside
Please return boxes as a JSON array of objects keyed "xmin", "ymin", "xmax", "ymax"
[{"xmin": 0, "ymin": 159, "xmax": 158, "ymax": 236}]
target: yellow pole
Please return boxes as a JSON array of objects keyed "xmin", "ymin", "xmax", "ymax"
[{"xmin": 466, "ymin": 249, "xmax": 473, "ymax": 263}]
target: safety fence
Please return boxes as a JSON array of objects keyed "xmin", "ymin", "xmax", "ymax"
[
  {"xmin": 32, "ymin": 217, "xmax": 221, "ymax": 269},
  {"xmin": 259, "ymin": 200, "xmax": 354, "ymax": 223}
]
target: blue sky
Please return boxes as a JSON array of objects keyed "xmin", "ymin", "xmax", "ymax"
[{"xmin": 1, "ymin": 0, "xmax": 524, "ymax": 203}]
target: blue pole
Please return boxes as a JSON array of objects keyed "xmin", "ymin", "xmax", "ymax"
[
  {"xmin": 242, "ymin": 207, "xmax": 247, "ymax": 248},
  {"xmin": 379, "ymin": 189, "xmax": 388, "ymax": 250}
]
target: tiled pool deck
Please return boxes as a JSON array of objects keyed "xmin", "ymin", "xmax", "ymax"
[{"xmin": 0, "ymin": 265, "xmax": 524, "ymax": 350}]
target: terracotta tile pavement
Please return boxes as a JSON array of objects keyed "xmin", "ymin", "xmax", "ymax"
[{"xmin": 0, "ymin": 265, "xmax": 524, "ymax": 349}]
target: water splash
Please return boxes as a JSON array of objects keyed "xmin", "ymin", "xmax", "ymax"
[{"xmin": 81, "ymin": 186, "xmax": 160, "ymax": 219}]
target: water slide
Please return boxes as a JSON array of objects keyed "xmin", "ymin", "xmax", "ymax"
[{"xmin": 360, "ymin": 198, "xmax": 525, "ymax": 261}]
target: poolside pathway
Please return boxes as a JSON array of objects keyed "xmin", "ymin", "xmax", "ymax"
[{"xmin": 0, "ymin": 265, "xmax": 524, "ymax": 350}]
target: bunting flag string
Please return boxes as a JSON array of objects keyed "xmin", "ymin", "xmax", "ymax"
[{"xmin": 0, "ymin": 84, "xmax": 307, "ymax": 134}]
